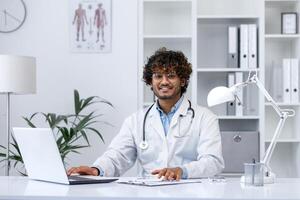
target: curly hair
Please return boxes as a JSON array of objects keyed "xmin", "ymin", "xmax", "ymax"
[{"xmin": 143, "ymin": 48, "xmax": 192, "ymax": 94}]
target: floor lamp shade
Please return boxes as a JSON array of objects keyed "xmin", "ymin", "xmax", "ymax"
[{"xmin": 0, "ymin": 55, "xmax": 36, "ymax": 94}]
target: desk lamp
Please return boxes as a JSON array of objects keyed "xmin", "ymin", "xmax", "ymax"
[
  {"xmin": 207, "ymin": 70, "xmax": 295, "ymax": 184},
  {"xmin": 0, "ymin": 55, "xmax": 36, "ymax": 176}
]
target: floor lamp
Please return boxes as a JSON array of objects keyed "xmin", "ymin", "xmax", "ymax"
[{"xmin": 0, "ymin": 55, "xmax": 36, "ymax": 176}]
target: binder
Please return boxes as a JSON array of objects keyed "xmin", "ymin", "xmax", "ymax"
[
  {"xmin": 239, "ymin": 25, "xmax": 249, "ymax": 69},
  {"xmin": 235, "ymin": 72, "xmax": 243, "ymax": 116},
  {"xmin": 245, "ymin": 83, "xmax": 257, "ymax": 115},
  {"xmin": 227, "ymin": 73, "xmax": 236, "ymax": 115},
  {"xmin": 228, "ymin": 26, "xmax": 238, "ymax": 68},
  {"xmin": 291, "ymin": 58, "xmax": 299, "ymax": 103},
  {"xmin": 248, "ymin": 24, "xmax": 257, "ymax": 69},
  {"xmin": 283, "ymin": 59, "xmax": 291, "ymax": 103}
]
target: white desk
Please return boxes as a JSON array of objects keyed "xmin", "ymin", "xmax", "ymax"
[{"xmin": 1, "ymin": 176, "xmax": 300, "ymax": 200}]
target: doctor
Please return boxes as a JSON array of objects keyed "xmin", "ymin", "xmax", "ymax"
[{"xmin": 67, "ymin": 48, "xmax": 224, "ymax": 180}]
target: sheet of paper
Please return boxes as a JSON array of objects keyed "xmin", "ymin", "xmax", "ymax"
[{"xmin": 117, "ymin": 178, "xmax": 202, "ymax": 186}]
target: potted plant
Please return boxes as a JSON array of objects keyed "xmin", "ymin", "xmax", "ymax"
[{"xmin": 0, "ymin": 89, "xmax": 113, "ymax": 175}]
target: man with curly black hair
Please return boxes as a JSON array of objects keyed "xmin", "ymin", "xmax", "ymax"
[
  {"xmin": 68, "ymin": 48, "xmax": 224, "ymax": 181},
  {"xmin": 143, "ymin": 47, "xmax": 192, "ymax": 96}
]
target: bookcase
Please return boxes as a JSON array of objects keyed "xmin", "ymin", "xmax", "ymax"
[
  {"xmin": 265, "ymin": 0, "xmax": 300, "ymax": 178},
  {"xmin": 138, "ymin": 0, "xmax": 300, "ymax": 177}
]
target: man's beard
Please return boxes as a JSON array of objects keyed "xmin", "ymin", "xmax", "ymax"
[{"xmin": 152, "ymin": 85, "xmax": 181, "ymax": 100}]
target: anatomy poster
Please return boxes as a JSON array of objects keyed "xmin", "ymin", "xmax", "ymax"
[{"xmin": 69, "ymin": 0, "xmax": 111, "ymax": 53}]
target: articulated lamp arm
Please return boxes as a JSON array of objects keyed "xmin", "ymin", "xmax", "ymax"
[
  {"xmin": 248, "ymin": 74, "xmax": 295, "ymax": 176},
  {"xmin": 249, "ymin": 74, "xmax": 283, "ymax": 116}
]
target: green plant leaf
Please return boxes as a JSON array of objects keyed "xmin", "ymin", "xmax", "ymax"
[
  {"xmin": 11, "ymin": 137, "xmax": 22, "ymax": 161},
  {"xmin": 60, "ymin": 144, "xmax": 89, "ymax": 160},
  {"xmin": 17, "ymin": 170, "xmax": 27, "ymax": 176},
  {"xmin": 74, "ymin": 90, "xmax": 81, "ymax": 115},
  {"xmin": 42, "ymin": 113, "xmax": 69, "ymax": 129},
  {"xmin": 79, "ymin": 130, "xmax": 89, "ymax": 145},
  {"xmin": 29, "ymin": 112, "xmax": 39, "ymax": 120},
  {"xmin": 86, "ymin": 127, "xmax": 105, "ymax": 143},
  {"xmin": 22, "ymin": 112, "xmax": 39, "ymax": 128},
  {"xmin": 69, "ymin": 134, "xmax": 83, "ymax": 144},
  {"xmin": 74, "ymin": 112, "xmax": 94, "ymax": 131},
  {"xmin": 22, "ymin": 117, "xmax": 36, "ymax": 128},
  {"xmin": 10, "ymin": 155, "xmax": 22, "ymax": 162},
  {"xmin": 56, "ymin": 136, "xmax": 64, "ymax": 147},
  {"xmin": 80, "ymin": 96, "xmax": 98, "ymax": 111},
  {"xmin": 96, "ymin": 99, "xmax": 114, "ymax": 108},
  {"xmin": 59, "ymin": 127, "xmax": 71, "ymax": 142},
  {"xmin": 98, "ymin": 121, "xmax": 114, "ymax": 127}
]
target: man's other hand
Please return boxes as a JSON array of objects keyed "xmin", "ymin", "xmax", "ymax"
[{"xmin": 151, "ymin": 167, "xmax": 183, "ymax": 181}]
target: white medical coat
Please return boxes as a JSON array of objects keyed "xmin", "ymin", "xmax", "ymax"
[{"xmin": 93, "ymin": 97, "xmax": 224, "ymax": 178}]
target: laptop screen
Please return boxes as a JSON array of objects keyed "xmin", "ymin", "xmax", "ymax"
[{"xmin": 13, "ymin": 128, "xmax": 70, "ymax": 184}]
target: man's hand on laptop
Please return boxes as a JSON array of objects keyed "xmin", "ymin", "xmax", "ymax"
[{"xmin": 67, "ymin": 166, "xmax": 99, "ymax": 176}]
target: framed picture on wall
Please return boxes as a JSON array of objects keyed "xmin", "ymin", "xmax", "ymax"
[
  {"xmin": 69, "ymin": 0, "xmax": 112, "ymax": 53},
  {"xmin": 281, "ymin": 12, "xmax": 298, "ymax": 34}
]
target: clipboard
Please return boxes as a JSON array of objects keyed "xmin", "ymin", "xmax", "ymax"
[{"xmin": 117, "ymin": 178, "xmax": 202, "ymax": 186}]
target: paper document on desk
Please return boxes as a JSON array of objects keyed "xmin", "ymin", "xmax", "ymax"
[{"xmin": 117, "ymin": 178, "xmax": 202, "ymax": 186}]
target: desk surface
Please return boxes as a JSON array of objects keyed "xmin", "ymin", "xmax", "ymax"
[{"xmin": 1, "ymin": 176, "xmax": 300, "ymax": 200}]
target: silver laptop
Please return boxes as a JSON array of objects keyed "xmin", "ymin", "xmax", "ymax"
[{"xmin": 13, "ymin": 127, "xmax": 118, "ymax": 185}]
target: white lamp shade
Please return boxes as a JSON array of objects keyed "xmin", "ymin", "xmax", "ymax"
[
  {"xmin": 207, "ymin": 86, "xmax": 235, "ymax": 107},
  {"xmin": 0, "ymin": 55, "xmax": 36, "ymax": 94}
]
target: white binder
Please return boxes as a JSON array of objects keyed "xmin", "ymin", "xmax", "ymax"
[
  {"xmin": 248, "ymin": 24, "xmax": 257, "ymax": 69},
  {"xmin": 291, "ymin": 58, "xmax": 299, "ymax": 103},
  {"xmin": 239, "ymin": 25, "xmax": 249, "ymax": 69},
  {"xmin": 228, "ymin": 26, "xmax": 238, "ymax": 68},
  {"xmin": 245, "ymin": 83, "xmax": 257, "ymax": 116},
  {"xmin": 235, "ymin": 72, "xmax": 243, "ymax": 116},
  {"xmin": 283, "ymin": 59, "xmax": 291, "ymax": 103},
  {"xmin": 227, "ymin": 73, "xmax": 236, "ymax": 115}
]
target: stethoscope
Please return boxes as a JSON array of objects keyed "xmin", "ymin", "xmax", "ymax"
[{"xmin": 139, "ymin": 100, "xmax": 195, "ymax": 150}]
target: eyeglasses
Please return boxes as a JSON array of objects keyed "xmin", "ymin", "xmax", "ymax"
[{"xmin": 152, "ymin": 72, "xmax": 178, "ymax": 81}]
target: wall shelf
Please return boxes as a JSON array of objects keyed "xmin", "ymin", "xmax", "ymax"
[
  {"xmin": 265, "ymin": 0, "xmax": 299, "ymax": 4},
  {"xmin": 265, "ymin": 102, "xmax": 300, "ymax": 106},
  {"xmin": 144, "ymin": 0, "xmax": 191, "ymax": 2},
  {"xmin": 197, "ymin": 15, "xmax": 259, "ymax": 19},
  {"xmin": 197, "ymin": 68, "xmax": 260, "ymax": 72},
  {"xmin": 265, "ymin": 139, "xmax": 300, "ymax": 143},
  {"xmin": 218, "ymin": 116, "xmax": 260, "ymax": 120},
  {"xmin": 265, "ymin": 34, "xmax": 300, "ymax": 39},
  {"xmin": 265, "ymin": 0, "xmax": 299, "ymax": 2},
  {"xmin": 144, "ymin": 35, "xmax": 192, "ymax": 39}
]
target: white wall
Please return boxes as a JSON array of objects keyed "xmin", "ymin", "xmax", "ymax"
[{"xmin": 0, "ymin": 0, "xmax": 139, "ymax": 176}]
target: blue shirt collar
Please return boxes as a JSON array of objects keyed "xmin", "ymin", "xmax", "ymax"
[{"xmin": 156, "ymin": 95, "xmax": 184, "ymax": 115}]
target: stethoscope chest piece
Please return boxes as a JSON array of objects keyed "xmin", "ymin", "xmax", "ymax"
[{"xmin": 139, "ymin": 141, "xmax": 149, "ymax": 150}]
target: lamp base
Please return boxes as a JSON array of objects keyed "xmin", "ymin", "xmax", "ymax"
[{"xmin": 240, "ymin": 172, "xmax": 276, "ymax": 184}]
